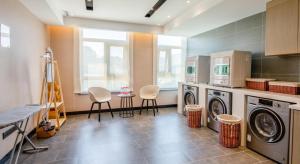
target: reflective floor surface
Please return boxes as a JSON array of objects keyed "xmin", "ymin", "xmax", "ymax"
[{"xmin": 16, "ymin": 108, "xmax": 275, "ymax": 164}]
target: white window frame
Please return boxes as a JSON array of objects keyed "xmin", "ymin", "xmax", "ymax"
[
  {"xmin": 76, "ymin": 28, "xmax": 133, "ymax": 93},
  {"xmin": 153, "ymin": 35, "xmax": 187, "ymax": 90}
]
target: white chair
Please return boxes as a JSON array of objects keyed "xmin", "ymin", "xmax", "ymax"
[
  {"xmin": 88, "ymin": 87, "xmax": 114, "ymax": 122},
  {"xmin": 139, "ymin": 85, "xmax": 160, "ymax": 116}
]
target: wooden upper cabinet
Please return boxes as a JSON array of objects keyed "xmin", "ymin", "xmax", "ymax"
[{"xmin": 265, "ymin": 0, "xmax": 299, "ymax": 56}]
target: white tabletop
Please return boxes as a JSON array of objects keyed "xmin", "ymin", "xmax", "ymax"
[{"xmin": 0, "ymin": 105, "xmax": 41, "ymax": 129}]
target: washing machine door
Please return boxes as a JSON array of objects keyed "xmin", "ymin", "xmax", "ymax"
[
  {"xmin": 249, "ymin": 107, "xmax": 285, "ymax": 143},
  {"xmin": 208, "ymin": 97, "xmax": 227, "ymax": 121},
  {"xmin": 184, "ymin": 91, "xmax": 196, "ymax": 106}
]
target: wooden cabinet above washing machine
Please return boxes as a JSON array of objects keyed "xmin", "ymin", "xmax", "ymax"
[{"xmin": 265, "ymin": 0, "xmax": 299, "ymax": 56}]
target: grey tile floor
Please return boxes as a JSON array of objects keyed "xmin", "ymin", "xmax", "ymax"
[{"xmin": 17, "ymin": 108, "xmax": 276, "ymax": 164}]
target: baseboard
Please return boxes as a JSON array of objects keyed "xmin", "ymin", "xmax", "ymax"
[
  {"xmin": 66, "ymin": 104, "xmax": 177, "ymax": 115},
  {"xmin": 0, "ymin": 129, "xmax": 36, "ymax": 164}
]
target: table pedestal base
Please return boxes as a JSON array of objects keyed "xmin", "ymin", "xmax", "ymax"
[{"xmin": 119, "ymin": 96, "xmax": 134, "ymax": 118}]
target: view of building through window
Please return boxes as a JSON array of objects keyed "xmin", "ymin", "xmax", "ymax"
[
  {"xmin": 156, "ymin": 35, "xmax": 186, "ymax": 89},
  {"xmin": 80, "ymin": 28, "xmax": 130, "ymax": 92},
  {"xmin": 80, "ymin": 29, "xmax": 186, "ymax": 92}
]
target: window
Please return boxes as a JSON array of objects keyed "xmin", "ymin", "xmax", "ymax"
[
  {"xmin": 79, "ymin": 28, "xmax": 131, "ymax": 92},
  {"xmin": 0, "ymin": 24, "xmax": 10, "ymax": 48},
  {"xmin": 155, "ymin": 35, "xmax": 186, "ymax": 89}
]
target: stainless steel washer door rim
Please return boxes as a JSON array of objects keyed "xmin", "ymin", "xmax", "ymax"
[
  {"xmin": 208, "ymin": 97, "xmax": 227, "ymax": 121},
  {"xmin": 184, "ymin": 91, "xmax": 196, "ymax": 105},
  {"xmin": 248, "ymin": 107, "xmax": 285, "ymax": 143}
]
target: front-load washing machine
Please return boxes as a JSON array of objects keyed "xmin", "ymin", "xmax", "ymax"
[
  {"xmin": 207, "ymin": 89, "xmax": 232, "ymax": 132},
  {"xmin": 247, "ymin": 96, "xmax": 293, "ymax": 164},
  {"xmin": 182, "ymin": 85, "xmax": 199, "ymax": 116}
]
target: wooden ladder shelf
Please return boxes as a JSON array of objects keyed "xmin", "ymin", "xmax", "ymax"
[{"xmin": 40, "ymin": 60, "xmax": 67, "ymax": 130}]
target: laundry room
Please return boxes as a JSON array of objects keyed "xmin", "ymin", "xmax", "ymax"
[
  {"xmin": 178, "ymin": 3, "xmax": 300, "ymax": 164},
  {"xmin": 1, "ymin": 0, "xmax": 300, "ymax": 164}
]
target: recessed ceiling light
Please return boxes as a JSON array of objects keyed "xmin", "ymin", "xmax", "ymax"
[
  {"xmin": 167, "ymin": 15, "xmax": 171, "ymax": 18},
  {"xmin": 85, "ymin": 0, "xmax": 93, "ymax": 11},
  {"xmin": 186, "ymin": 0, "xmax": 191, "ymax": 3}
]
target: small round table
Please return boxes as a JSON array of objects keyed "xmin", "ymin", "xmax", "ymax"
[{"xmin": 118, "ymin": 93, "xmax": 136, "ymax": 118}]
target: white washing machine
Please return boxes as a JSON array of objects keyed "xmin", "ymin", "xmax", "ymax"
[
  {"xmin": 247, "ymin": 96, "xmax": 293, "ymax": 164},
  {"xmin": 182, "ymin": 85, "xmax": 199, "ymax": 116},
  {"xmin": 207, "ymin": 89, "xmax": 232, "ymax": 132}
]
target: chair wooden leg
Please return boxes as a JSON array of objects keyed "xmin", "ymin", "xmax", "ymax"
[
  {"xmin": 88, "ymin": 102, "xmax": 95, "ymax": 119},
  {"xmin": 140, "ymin": 99, "xmax": 144, "ymax": 115},
  {"xmin": 98, "ymin": 103, "xmax": 101, "ymax": 122},
  {"xmin": 146, "ymin": 100, "xmax": 149, "ymax": 111},
  {"xmin": 154, "ymin": 99, "xmax": 159, "ymax": 112},
  {"xmin": 107, "ymin": 101, "xmax": 114, "ymax": 118},
  {"xmin": 152, "ymin": 100, "xmax": 156, "ymax": 116}
]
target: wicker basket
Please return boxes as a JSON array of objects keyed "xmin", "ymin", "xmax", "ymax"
[
  {"xmin": 269, "ymin": 81, "xmax": 300, "ymax": 95},
  {"xmin": 36, "ymin": 126, "xmax": 56, "ymax": 138},
  {"xmin": 246, "ymin": 78, "xmax": 276, "ymax": 91},
  {"xmin": 217, "ymin": 114, "xmax": 241, "ymax": 148},
  {"xmin": 186, "ymin": 105, "xmax": 202, "ymax": 128}
]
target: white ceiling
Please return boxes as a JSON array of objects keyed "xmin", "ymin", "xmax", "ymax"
[
  {"xmin": 165, "ymin": 0, "xmax": 267, "ymax": 36},
  {"xmin": 53, "ymin": 0, "xmax": 201, "ymax": 26},
  {"xmin": 20, "ymin": 0, "xmax": 64, "ymax": 25},
  {"xmin": 20, "ymin": 0, "xmax": 267, "ymax": 37}
]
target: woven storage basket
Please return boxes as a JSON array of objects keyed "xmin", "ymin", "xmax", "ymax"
[
  {"xmin": 217, "ymin": 114, "xmax": 241, "ymax": 148},
  {"xmin": 245, "ymin": 78, "xmax": 275, "ymax": 91},
  {"xmin": 269, "ymin": 81, "xmax": 300, "ymax": 95},
  {"xmin": 185, "ymin": 105, "xmax": 202, "ymax": 128},
  {"xmin": 36, "ymin": 126, "xmax": 56, "ymax": 138}
]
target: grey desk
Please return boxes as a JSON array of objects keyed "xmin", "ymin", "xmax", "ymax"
[{"xmin": 0, "ymin": 105, "xmax": 48, "ymax": 164}]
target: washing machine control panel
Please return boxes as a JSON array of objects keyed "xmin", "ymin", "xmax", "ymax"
[{"xmin": 248, "ymin": 96, "xmax": 294, "ymax": 115}]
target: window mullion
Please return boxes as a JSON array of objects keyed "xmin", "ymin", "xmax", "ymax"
[
  {"xmin": 83, "ymin": 38, "xmax": 127, "ymax": 46},
  {"xmin": 167, "ymin": 49, "xmax": 172, "ymax": 73},
  {"xmin": 105, "ymin": 43, "xmax": 110, "ymax": 83}
]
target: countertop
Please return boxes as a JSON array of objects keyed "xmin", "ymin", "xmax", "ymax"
[
  {"xmin": 180, "ymin": 82, "xmax": 300, "ymax": 111},
  {"xmin": 289, "ymin": 104, "xmax": 300, "ymax": 111}
]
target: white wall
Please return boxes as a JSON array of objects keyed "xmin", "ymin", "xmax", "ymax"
[{"xmin": 0, "ymin": 0, "xmax": 48, "ymax": 160}]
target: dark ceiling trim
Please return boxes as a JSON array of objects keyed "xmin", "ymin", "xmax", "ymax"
[{"xmin": 145, "ymin": 0, "xmax": 167, "ymax": 18}]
